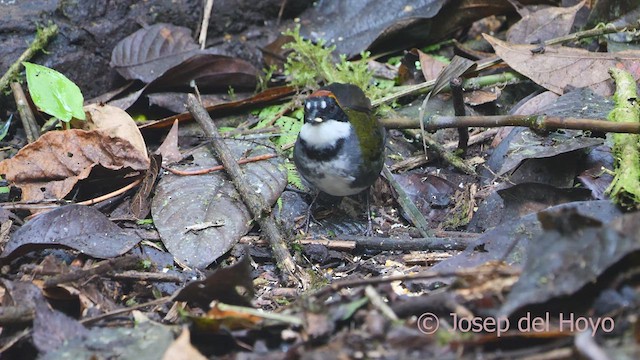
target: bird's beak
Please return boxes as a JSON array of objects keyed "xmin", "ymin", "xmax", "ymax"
[{"xmin": 304, "ymin": 108, "xmax": 324, "ymax": 124}]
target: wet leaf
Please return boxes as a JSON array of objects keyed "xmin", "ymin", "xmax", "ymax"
[
  {"xmin": 40, "ymin": 322, "xmax": 174, "ymax": 360},
  {"xmin": 506, "ymin": 1, "xmax": 585, "ymax": 44},
  {"xmin": 299, "ymin": 0, "xmax": 448, "ymax": 57},
  {"xmin": 23, "ymin": 62, "xmax": 85, "ymax": 122},
  {"xmin": 485, "ymin": 34, "xmax": 640, "ymax": 96},
  {"xmin": 485, "ymin": 128, "xmax": 603, "ymax": 179},
  {"xmin": 499, "ymin": 209, "xmax": 640, "ymax": 316},
  {"xmin": 109, "ymin": 54, "xmax": 259, "ymax": 110},
  {"xmin": 174, "ymin": 252, "xmax": 254, "ymax": 307},
  {"xmin": 433, "ymin": 200, "xmax": 622, "ymax": 273},
  {"xmin": 1, "ymin": 205, "xmax": 141, "ymax": 261},
  {"xmin": 392, "ymin": 173, "xmax": 455, "ymax": 227},
  {"xmin": 130, "ymin": 154, "xmax": 162, "ymax": 220},
  {"xmin": 145, "ymin": 53, "xmax": 258, "ymax": 93},
  {"xmin": 0, "ymin": 129, "xmax": 149, "ymax": 201},
  {"xmin": 110, "ymin": 23, "xmax": 201, "ymax": 83},
  {"xmin": 33, "ymin": 296, "xmax": 88, "ymax": 353},
  {"xmin": 151, "ymin": 141, "xmax": 286, "ymax": 268}
]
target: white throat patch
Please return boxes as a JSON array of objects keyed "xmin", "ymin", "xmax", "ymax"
[{"xmin": 299, "ymin": 119, "xmax": 352, "ymax": 148}]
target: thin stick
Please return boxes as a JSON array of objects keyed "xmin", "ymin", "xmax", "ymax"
[
  {"xmin": 312, "ymin": 267, "xmax": 520, "ymax": 299},
  {"xmin": 10, "ymin": 82, "xmax": 40, "ymax": 143},
  {"xmin": 164, "ymin": 153, "xmax": 276, "ymax": 176},
  {"xmin": 186, "ymin": 95, "xmax": 309, "ymax": 288},
  {"xmin": 198, "ymin": 0, "xmax": 214, "ymax": 49}
]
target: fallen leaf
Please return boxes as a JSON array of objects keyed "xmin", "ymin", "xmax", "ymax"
[
  {"xmin": 0, "ymin": 130, "xmax": 149, "ymax": 201},
  {"xmin": 80, "ymin": 103, "xmax": 148, "ymax": 157},
  {"xmin": 506, "ymin": 1, "xmax": 585, "ymax": 44},
  {"xmin": 161, "ymin": 327, "xmax": 206, "ymax": 360},
  {"xmin": 433, "ymin": 200, "xmax": 622, "ymax": 274},
  {"xmin": 151, "ymin": 141, "xmax": 286, "ymax": 268},
  {"xmin": 1, "ymin": 205, "xmax": 141, "ymax": 261},
  {"xmin": 417, "ymin": 50, "xmax": 447, "ymax": 81},
  {"xmin": 154, "ymin": 120, "xmax": 182, "ymax": 163},
  {"xmin": 484, "ymin": 34, "xmax": 640, "ymax": 96},
  {"xmin": 499, "ymin": 209, "xmax": 640, "ymax": 316},
  {"xmin": 109, "ymin": 53, "xmax": 259, "ymax": 110},
  {"xmin": 174, "ymin": 252, "xmax": 254, "ymax": 307},
  {"xmin": 40, "ymin": 322, "xmax": 174, "ymax": 360},
  {"xmin": 299, "ymin": 0, "xmax": 448, "ymax": 57},
  {"xmin": 110, "ymin": 23, "xmax": 201, "ymax": 83},
  {"xmin": 33, "ymin": 296, "xmax": 88, "ymax": 353}
]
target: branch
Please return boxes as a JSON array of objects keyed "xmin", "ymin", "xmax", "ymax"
[
  {"xmin": 186, "ymin": 95, "xmax": 309, "ymax": 288},
  {"xmin": 381, "ymin": 114, "xmax": 640, "ymax": 134}
]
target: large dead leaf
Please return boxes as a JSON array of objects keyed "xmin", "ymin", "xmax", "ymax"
[
  {"xmin": 110, "ymin": 23, "xmax": 202, "ymax": 83},
  {"xmin": 40, "ymin": 322, "xmax": 174, "ymax": 360},
  {"xmin": 151, "ymin": 141, "xmax": 286, "ymax": 268},
  {"xmin": 299, "ymin": 0, "xmax": 448, "ymax": 57},
  {"xmin": 499, "ymin": 209, "xmax": 640, "ymax": 316},
  {"xmin": 0, "ymin": 130, "xmax": 150, "ymax": 201},
  {"xmin": 506, "ymin": 1, "xmax": 585, "ymax": 44},
  {"xmin": 1, "ymin": 205, "xmax": 141, "ymax": 261},
  {"xmin": 485, "ymin": 34, "xmax": 640, "ymax": 96},
  {"xmin": 432, "ymin": 200, "xmax": 622, "ymax": 274},
  {"xmin": 109, "ymin": 53, "xmax": 259, "ymax": 110},
  {"xmin": 174, "ymin": 252, "xmax": 254, "ymax": 307},
  {"xmin": 80, "ymin": 103, "xmax": 147, "ymax": 156}
]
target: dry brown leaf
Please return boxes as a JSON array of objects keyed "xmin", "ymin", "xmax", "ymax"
[
  {"xmin": 506, "ymin": 1, "xmax": 585, "ymax": 44},
  {"xmin": 0, "ymin": 130, "xmax": 150, "ymax": 201},
  {"xmin": 79, "ymin": 103, "xmax": 147, "ymax": 157},
  {"xmin": 161, "ymin": 327, "xmax": 206, "ymax": 360},
  {"xmin": 484, "ymin": 34, "xmax": 640, "ymax": 96},
  {"xmin": 417, "ymin": 50, "xmax": 447, "ymax": 81},
  {"xmin": 154, "ymin": 119, "xmax": 182, "ymax": 163}
]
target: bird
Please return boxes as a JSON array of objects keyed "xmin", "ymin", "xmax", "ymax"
[{"xmin": 293, "ymin": 83, "xmax": 385, "ymax": 231}]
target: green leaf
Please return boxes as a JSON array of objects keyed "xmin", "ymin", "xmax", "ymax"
[
  {"xmin": 0, "ymin": 114, "xmax": 12, "ymax": 141},
  {"xmin": 23, "ymin": 62, "xmax": 85, "ymax": 122}
]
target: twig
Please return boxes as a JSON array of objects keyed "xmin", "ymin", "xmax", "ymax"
[
  {"xmin": 186, "ymin": 95, "xmax": 309, "ymax": 288},
  {"xmin": 339, "ymin": 235, "xmax": 471, "ymax": 251},
  {"xmin": 382, "ymin": 166, "xmax": 432, "ymax": 237},
  {"xmin": 163, "ymin": 153, "xmax": 277, "ymax": 176},
  {"xmin": 43, "ymin": 256, "xmax": 141, "ymax": 287},
  {"xmin": 242, "ymin": 234, "xmax": 473, "ymax": 252},
  {"xmin": 365, "ymin": 285, "xmax": 398, "ymax": 321},
  {"xmin": 0, "ymin": 23, "xmax": 58, "ymax": 92},
  {"xmin": 77, "ymin": 177, "xmax": 143, "ymax": 206},
  {"xmin": 198, "ymin": 0, "xmax": 214, "ymax": 49},
  {"xmin": 312, "ymin": 266, "xmax": 520, "ymax": 299},
  {"xmin": 10, "ymin": 82, "xmax": 40, "ymax": 143},
  {"xmin": 276, "ymin": 0, "xmax": 288, "ymax": 25},
  {"xmin": 80, "ymin": 296, "xmax": 173, "ymax": 325},
  {"xmin": 382, "ymin": 114, "xmax": 640, "ymax": 134},
  {"xmin": 110, "ymin": 271, "xmax": 186, "ymax": 283},
  {"xmin": 450, "ymin": 77, "xmax": 468, "ymax": 153}
]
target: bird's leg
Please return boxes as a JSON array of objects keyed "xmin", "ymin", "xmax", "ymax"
[
  {"xmin": 365, "ymin": 188, "xmax": 374, "ymax": 236},
  {"xmin": 303, "ymin": 191, "xmax": 320, "ymax": 234}
]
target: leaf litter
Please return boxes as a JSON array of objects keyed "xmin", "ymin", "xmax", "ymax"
[{"xmin": 2, "ymin": 1, "xmax": 640, "ymax": 359}]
